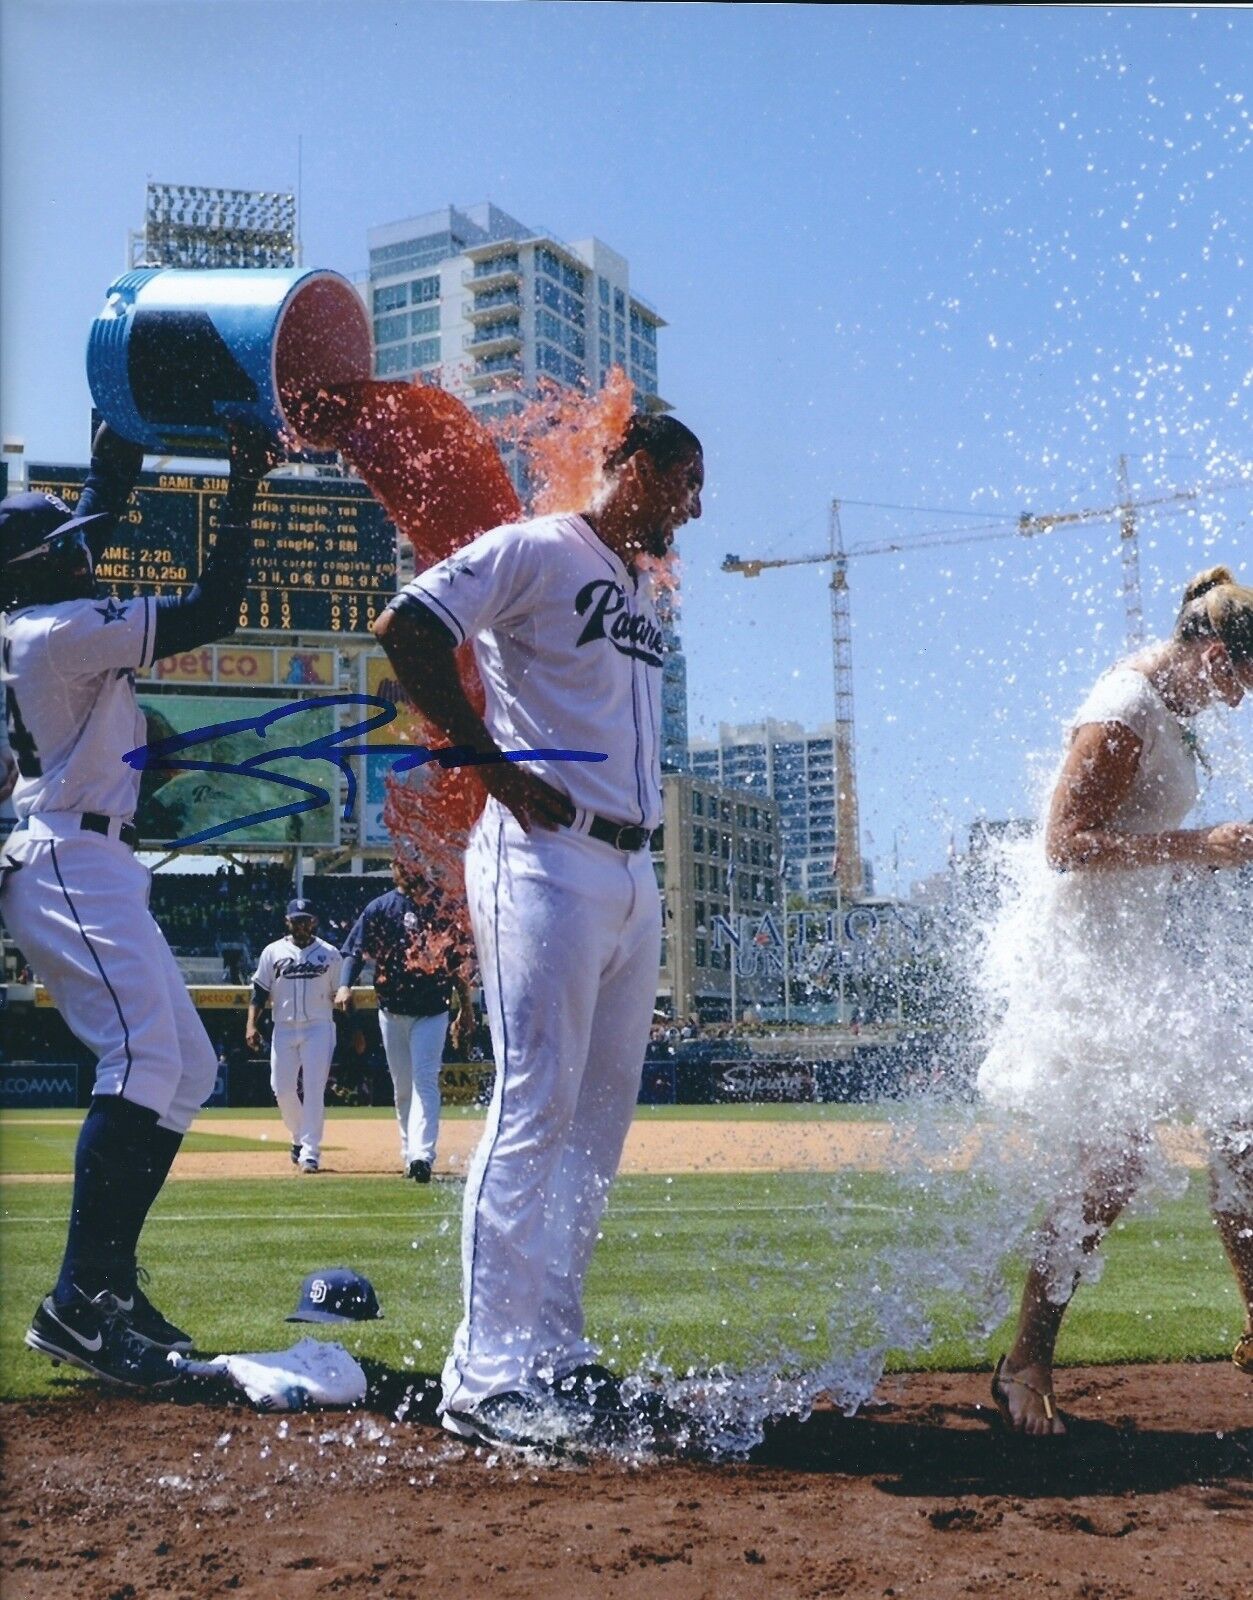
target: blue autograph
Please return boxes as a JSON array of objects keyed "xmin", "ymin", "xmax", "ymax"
[{"xmin": 122, "ymin": 692, "xmax": 607, "ymax": 849}]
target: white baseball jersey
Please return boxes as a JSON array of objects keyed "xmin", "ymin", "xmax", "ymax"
[
  {"xmin": 1, "ymin": 596, "xmax": 158, "ymax": 820},
  {"xmin": 252, "ymin": 937, "xmax": 341, "ymax": 1027},
  {"xmin": 396, "ymin": 513, "xmax": 664, "ymax": 829}
]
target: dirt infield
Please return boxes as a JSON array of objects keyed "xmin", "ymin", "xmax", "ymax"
[
  {"xmin": 2, "ymin": 1363, "xmax": 1250, "ymax": 1599},
  {"xmin": 174, "ymin": 1114, "xmax": 913, "ymax": 1179},
  {"xmin": 84, "ymin": 1112, "xmax": 1209, "ymax": 1181},
  {"xmin": 4, "ymin": 1118, "xmax": 1242, "ymax": 1596}
]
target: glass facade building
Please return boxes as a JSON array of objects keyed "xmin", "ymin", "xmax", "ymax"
[
  {"xmin": 365, "ymin": 201, "xmax": 688, "ymax": 770},
  {"xmin": 365, "ymin": 203, "xmax": 667, "ymax": 422},
  {"xmin": 689, "ymin": 720, "xmax": 841, "ymax": 901}
]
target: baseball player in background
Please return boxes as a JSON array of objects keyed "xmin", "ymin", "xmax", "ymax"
[
  {"xmin": 246, "ymin": 898, "xmax": 341, "ymax": 1173},
  {"xmin": 1, "ymin": 421, "xmax": 277, "ymax": 1387},
  {"xmin": 335, "ymin": 859, "xmax": 476, "ymax": 1183},
  {"xmin": 374, "ymin": 412, "xmax": 704, "ymax": 1450}
]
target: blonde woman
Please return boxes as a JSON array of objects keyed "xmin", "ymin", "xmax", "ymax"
[{"xmin": 979, "ymin": 566, "xmax": 1253, "ymax": 1435}]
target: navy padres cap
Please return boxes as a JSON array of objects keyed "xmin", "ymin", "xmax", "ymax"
[
  {"xmin": 0, "ymin": 492, "xmax": 109, "ymax": 565},
  {"xmin": 286, "ymin": 898, "xmax": 316, "ymax": 919},
  {"xmin": 286, "ymin": 1268, "xmax": 383, "ymax": 1323}
]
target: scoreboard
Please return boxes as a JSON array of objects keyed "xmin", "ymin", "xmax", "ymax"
[{"xmin": 28, "ymin": 465, "xmax": 398, "ymax": 636}]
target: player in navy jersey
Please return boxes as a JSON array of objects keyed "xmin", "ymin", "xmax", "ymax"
[{"xmin": 336, "ymin": 861, "xmax": 475, "ymax": 1182}]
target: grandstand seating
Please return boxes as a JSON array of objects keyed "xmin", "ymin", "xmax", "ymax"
[{"xmin": 146, "ymin": 865, "xmax": 394, "ymax": 968}]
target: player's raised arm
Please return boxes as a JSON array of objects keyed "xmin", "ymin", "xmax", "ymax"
[
  {"xmin": 78, "ymin": 424, "xmax": 146, "ymax": 564},
  {"xmin": 150, "ymin": 423, "xmax": 280, "ymax": 660}
]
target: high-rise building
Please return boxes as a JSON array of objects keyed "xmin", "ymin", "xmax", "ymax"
[
  {"xmin": 652, "ymin": 773, "xmax": 782, "ymax": 1021},
  {"xmin": 365, "ymin": 202, "xmax": 668, "ymax": 422},
  {"xmin": 366, "ymin": 201, "xmax": 688, "ymax": 762},
  {"xmin": 689, "ymin": 719, "xmax": 843, "ymax": 901}
]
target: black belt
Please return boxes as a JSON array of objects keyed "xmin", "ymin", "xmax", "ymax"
[
  {"xmin": 14, "ymin": 814, "xmax": 138, "ymax": 849},
  {"xmin": 77, "ymin": 814, "xmax": 139, "ymax": 849},
  {"xmin": 586, "ymin": 814, "xmax": 656, "ymax": 852}
]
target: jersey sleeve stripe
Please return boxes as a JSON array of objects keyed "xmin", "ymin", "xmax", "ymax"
[{"xmin": 406, "ymin": 588, "xmax": 468, "ymax": 645}]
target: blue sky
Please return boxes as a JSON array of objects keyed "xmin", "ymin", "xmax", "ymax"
[{"xmin": 3, "ymin": 2, "xmax": 1250, "ymax": 884}]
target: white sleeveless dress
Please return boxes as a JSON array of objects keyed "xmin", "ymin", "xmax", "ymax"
[{"xmin": 977, "ymin": 664, "xmax": 1251, "ymax": 1146}]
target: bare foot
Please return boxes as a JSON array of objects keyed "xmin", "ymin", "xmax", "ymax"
[{"xmin": 991, "ymin": 1357, "xmax": 1067, "ymax": 1437}]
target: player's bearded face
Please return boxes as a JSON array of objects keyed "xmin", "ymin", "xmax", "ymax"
[
  {"xmin": 287, "ymin": 916, "xmax": 317, "ymax": 947},
  {"xmin": 636, "ymin": 451, "xmax": 705, "ymax": 558}
]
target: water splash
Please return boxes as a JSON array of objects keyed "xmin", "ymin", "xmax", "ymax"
[{"xmin": 277, "ymin": 370, "xmax": 661, "ymax": 979}]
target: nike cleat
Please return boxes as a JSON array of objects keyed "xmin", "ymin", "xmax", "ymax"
[
  {"xmin": 545, "ymin": 1362, "xmax": 625, "ymax": 1414},
  {"xmin": 114, "ymin": 1275, "xmax": 193, "ymax": 1354},
  {"xmin": 442, "ymin": 1390, "xmax": 583, "ymax": 1453},
  {"xmin": 25, "ymin": 1289, "xmax": 180, "ymax": 1389}
]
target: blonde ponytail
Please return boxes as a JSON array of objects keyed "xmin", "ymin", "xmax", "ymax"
[
  {"xmin": 1181, "ymin": 565, "xmax": 1235, "ymax": 605},
  {"xmin": 1175, "ymin": 565, "xmax": 1253, "ymax": 663}
]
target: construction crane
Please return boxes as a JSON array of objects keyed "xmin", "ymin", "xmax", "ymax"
[
  {"xmin": 724, "ymin": 503, "xmax": 1015, "ymax": 901},
  {"xmin": 724, "ymin": 501, "xmax": 863, "ymax": 901},
  {"xmin": 1018, "ymin": 457, "xmax": 1199, "ymax": 648},
  {"xmin": 724, "ymin": 467, "xmax": 1214, "ymax": 902}
]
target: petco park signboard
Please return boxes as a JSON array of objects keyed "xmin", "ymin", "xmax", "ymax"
[{"xmin": 140, "ymin": 644, "xmax": 337, "ymax": 688}]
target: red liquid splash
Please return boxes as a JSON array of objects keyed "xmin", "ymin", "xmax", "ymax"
[{"xmin": 279, "ymin": 370, "xmax": 645, "ymax": 980}]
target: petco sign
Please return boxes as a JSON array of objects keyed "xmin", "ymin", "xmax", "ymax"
[{"xmin": 143, "ymin": 645, "xmax": 336, "ymax": 689}]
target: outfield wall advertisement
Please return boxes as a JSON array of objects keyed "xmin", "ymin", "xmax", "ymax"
[
  {"xmin": 135, "ymin": 692, "xmax": 339, "ymax": 848},
  {"xmin": 360, "ymin": 653, "xmax": 427, "ymax": 846}
]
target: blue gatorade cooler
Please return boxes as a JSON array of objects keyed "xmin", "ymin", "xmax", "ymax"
[{"xmin": 87, "ymin": 266, "xmax": 372, "ymax": 453}]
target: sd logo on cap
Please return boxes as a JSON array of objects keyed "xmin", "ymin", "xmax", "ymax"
[{"xmin": 287, "ymin": 1268, "xmax": 383, "ymax": 1323}]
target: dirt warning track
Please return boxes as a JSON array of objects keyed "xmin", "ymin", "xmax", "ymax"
[{"xmin": 164, "ymin": 1115, "xmax": 1208, "ymax": 1180}]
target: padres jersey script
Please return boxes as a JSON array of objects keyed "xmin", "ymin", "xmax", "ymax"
[
  {"xmin": 1, "ymin": 596, "xmax": 158, "ymax": 819},
  {"xmin": 252, "ymin": 937, "xmax": 341, "ymax": 1026},
  {"xmin": 396, "ymin": 513, "xmax": 664, "ymax": 829}
]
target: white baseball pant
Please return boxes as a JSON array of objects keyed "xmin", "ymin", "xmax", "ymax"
[
  {"xmin": 0, "ymin": 823, "xmax": 218, "ymax": 1132},
  {"xmin": 379, "ymin": 1007, "xmax": 449, "ymax": 1167},
  {"xmin": 270, "ymin": 1021, "xmax": 336, "ymax": 1162},
  {"xmin": 442, "ymin": 799, "xmax": 661, "ymax": 1413}
]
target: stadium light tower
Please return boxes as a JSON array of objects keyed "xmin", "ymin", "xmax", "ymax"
[{"xmin": 131, "ymin": 181, "xmax": 297, "ymax": 270}]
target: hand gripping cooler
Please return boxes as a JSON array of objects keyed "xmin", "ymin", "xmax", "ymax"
[{"xmin": 86, "ymin": 266, "xmax": 372, "ymax": 454}]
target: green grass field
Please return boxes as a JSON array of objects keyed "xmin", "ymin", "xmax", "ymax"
[{"xmin": 0, "ymin": 1108, "xmax": 1243, "ymax": 1402}]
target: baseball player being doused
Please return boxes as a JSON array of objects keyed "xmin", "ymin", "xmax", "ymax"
[
  {"xmin": 373, "ymin": 412, "xmax": 704, "ymax": 1451},
  {"xmin": 0, "ymin": 421, "xmax": 279, "ymax": 1388}
]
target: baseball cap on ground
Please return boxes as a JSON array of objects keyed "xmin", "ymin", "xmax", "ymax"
[
  {"xmin": 0, "ymin": 492, "xmax": 109, "ymax": 566},
  {"xmin": 286, "ymin": 1268, "xmax": 383, "ymax": 1323},
  {"xmin": 286, "ymin": 898, "xmax": 316, "ymax": 919}
]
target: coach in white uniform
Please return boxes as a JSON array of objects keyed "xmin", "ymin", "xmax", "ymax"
[
  {"xmin": 246, "ymin": 898, "xmax": 340, "ymax": 1173},
  {"xmin": 1, "ymin": 422, "xmax": 276, "ymax": 1387},
  {"xmin": 374, "ymin": 412, "xmax": 703, "ymax": 1450}
]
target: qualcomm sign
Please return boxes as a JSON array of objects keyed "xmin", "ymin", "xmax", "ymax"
[{"xmin": 0, "ymin": 1064, "xmax": 82, "ymax": 1107}]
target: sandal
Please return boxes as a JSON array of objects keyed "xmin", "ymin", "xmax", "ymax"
[
  {"xmin": 990, "ymin": 1354, "xmax": 1062, "ymax": 1433},
  {"xmin": 1234, "ymin": 1333, "xmax": 1253, "ymax": 1375}
]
